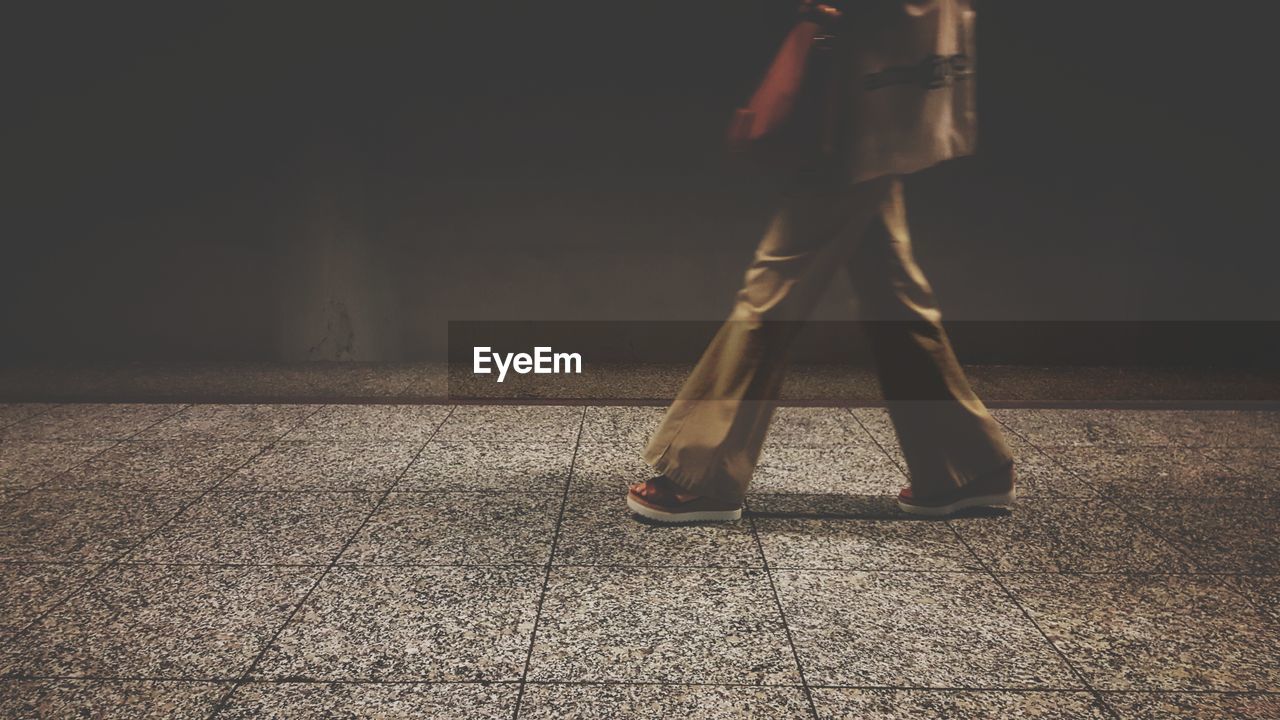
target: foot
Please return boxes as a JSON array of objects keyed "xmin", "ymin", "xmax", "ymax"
[
  {"xmin": 626, "ymin": 476, "xmax": 743, "ymax": 523},
  {"xmin": 897, "ymin": 463, "xmax": 1016, "ymax": 517}
]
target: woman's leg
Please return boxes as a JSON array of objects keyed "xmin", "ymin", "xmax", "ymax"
[
  {"xmin": 845, "ymin": 178, "xmax": 1014, "ymax": 499},
  {"xmin": 643, "ymin": 177, "xmax": 894, "ymax": 503}
]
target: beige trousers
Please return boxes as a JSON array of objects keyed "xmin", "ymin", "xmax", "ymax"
[{"xmin": 643, "ymin": 175, "xmax": 1012, "ymax": 502}]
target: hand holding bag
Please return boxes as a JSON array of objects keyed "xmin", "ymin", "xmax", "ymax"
[{"xmin": 726, "ymin": 1, "xmax": 846, "ymax": 175}]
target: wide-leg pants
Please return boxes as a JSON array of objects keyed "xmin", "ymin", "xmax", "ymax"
[{"xmin": 642, "ymin": 175, "xmax": 1013, "ymax": 502}]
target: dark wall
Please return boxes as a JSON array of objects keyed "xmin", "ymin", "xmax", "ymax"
[{"xmin": 3, "ymin": 2, "xmax": 1277, "ymax": 362}]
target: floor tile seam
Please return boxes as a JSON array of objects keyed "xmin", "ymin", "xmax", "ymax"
[
  {"xmin": 749, "ymin": 510, "xmax": 822, "ymax": 720},
  {"xmin": 828, "ymin": 408, "xmax": 889, "ymax": 446},
  {"xmin": 803, "ymin": 683, "xmax": 1131, "ymax": 692},
  {"xmin": 11, "ymin": 486, "xmax": 575, "ymax": 497},
  {"xmin": 5, "ymin": 561, "xmax": 1260, "ymax": 576},
  {"xmin": 842, "ymin": 410, "xmax": 1000, "ymax": 578},
  {"xmin": 1, "ymin": 674, "xmax": 245, "ymax": 684},
  {"xmin": 1007, "ymin": 429, "xmax": 1280, "ymax": 614},
  {"xmin": 206, "ymin": 404, "xmax": 457, "ymax": 718},
  {"xmin": 840, "ymin": 409, "xmax": 908, "ymax": 479},
  {"xmin": 1193, "ymin": 447, "xmax": 1268, "ymax": 477},
  {"xmin": 0, "ymin": 403, "xmax": 206, "ymax": 645},
  {"xmin": 15, "ymin": 488, "xmax": 409, "ymax": 495},
  {"xmin": 6, "ymin": 404, "xmax": 193, "ymax": 501},
  {"xmin": 7, "ymin": 675, "xmax": 1279, "ymax": 694},
  {"xmin": 993, "ymin": 419, "xmax": 1213, "ymax": 574},
  {"xmin": 1013, "ymin": 438, "xmax": 1274, "ymax": 499},
  {"xmin": 103, "ymin": 405, "xmax": 334, "ymax": 570},
  {"xmin": 0, "ymin": 403, "xmax": 63, "ymax": 432},
  {"xmin": 1097, "ymin": 688, "xmax": 1280, "ymax": 696},
  {"xmin": 510, "ymin": 406, "xmax": 587, "ymax": 720},
  {"xmin": 5, "ymin": 399, "xmax": 1280, "ymax": 410},
  {"xmin": 1018, "ymin": 440, "xmax": 1269, "ymax": 490},
  {"xmin": 1094, "ymin": 491, "xmax": 1280, "ymax": 500},
  {"xmin": 946, "ymin": 523, "xmax": 1122, "ymax": 720}
]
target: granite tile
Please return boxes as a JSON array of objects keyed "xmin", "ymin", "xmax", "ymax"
[
  {"xmin": 570, "ymin": 443, "xmax": 653, "ymax": 493},
  {"xmin": 1230, "ymin": 575, "xmax": 1280, "ymax": 624},
  {"xmin": 1118, "ymin": 497, "xmax": 1280, "ymax": 573},
  {"xmin": 0, "ymin": 441, "xmax": 117, "ymax": 489},
  {"xmin": 751, "ymin": 445, "xmax": 904, "ymax": 495},
  {"xmin": 751, "ymin": 495, "xmax": 978, "ymax": 571},
  {"xmin": 847, "ymin": 410, "xmax": 1087, "ymax": 497},
  {"xmin": 848, "ymin": 408, "xmax": 904, "ymax": 462},
  {"xmin": 1047, "ymin": 445, "xmax": 1256, "ymax": 497},
  {"xmin": 341, "ymin": 491, "xmax": 558, "ymax": 565},
  {"xmin": 220, "ymin": 681, "xmax": 517, "ymax": 719},
  {"xmin": 993, "ymin": 409, "xmax": 1172, "ymax": 447},
  {"xmin": 951, "ymin": 497, "xmax": 1193, "ymax": 573},
  {"xmin": 764, "ymin": 407, "xmax": 864, "ymax": 448},
  {"xmin": 434, "ymin": 405, "xmax": 582, "ymax": 444},
  {"xmin": 778, "ymin": 365, "xmax": 883, "ymax": 402},
  {"xmin": 129, "ymin": 491, "xmax": 377, "ymax": 564},
  {"xmin": 1105, "ymin": 691, "xmax": 1280, "ymax": 719},
  {"xmin": 282, "ymin": 404, "xmax": 452, "ymax": 443},
  {"xmin": 402, "ymin": 366, "xmax": 449, "ymax": 400},
  {"xmin": 45, "ymin": 440, "xmax": 265, "ymax": 492},
  {"xmin": 810, "ymin": 689, "xmax": 1112, "ymax": 719},
  {"xmin": 1203, "ymin": 447, "xmax": 1280, "ymax": 490},
  {"xmin": 848, "ymin": 410, "xmax": 1091, "ymax": 497},
  {"xmin": 0, "ymin": 680, "xmax": 227, "ymax": 719},
  {"xmin": 518, "ymin": 684, "xmax": 811, "ymax": 719},
  {"xmin": 253, "ymin": 566, "xmax": 541, "ymax": 681},
  {"xmin": 1117, "ymin": 410, "xmax": 1280, "ymax": 449},
  {"xmin": 528, "ymin": 566, "xmax": 799, "ymax": 685},
  {"xmin": 1002, "ymin": 573, "xmax": 1280, "ymax": 691},
  {"xmin": 400, "ymin": 441, "xmax": 574, "ymax": 492},
  {"xmin": 580, "ymin": 405, "xmax": 665, "ymax": 445},
  {"xmin": 3, "ymin": 565, "xmax": 319, "ymax": 679},
  {"xmin": 139, "ymin": 404, "xmax": 317, "ymax": 442},
  {"xmin": 0, "ymin": 491, "xmax": 192, "ymax": 562},
  {"xmin": 749, "ymin": 492, "xmax": 910, "ymax": 519},
  {"xmin": 556, "ymin": 492, "xmax": 759, "ymax": 567},
  {"xmin": 0, "ymin": 563, "xmax": 100, "ymax": 637},
  {"xmin": 219, "ymin": 441, "xmax": 419, "ymax": 491},
  {"xmin": 966, "ymin": 366, "xmax": 1277, "ymax": 404},
  {"xmin": 0, "ymin": 403, "xmax": 184, "ymax": 441},
  {"xmin": 0, "ymin": 404, "xmax": 56, "ymax": 429},
  {"xmin": 775, "ymin": 570, "xmax": 1078, "ymax": 688},
  {"xmin": 1006, "ymin": 437, "xmax": 1099, "ymax": 497}
]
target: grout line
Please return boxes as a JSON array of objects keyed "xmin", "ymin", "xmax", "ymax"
[
  {"xmin": 849, "ymin": 406, "xmax": 1120, "ymax": 717},
  {"xmin": 510, "ymin": 405, "xmax": 586, "ymax": 720},
  {"xmin": 945, "ymin": 521, "xmax": 1123, "ymax": 720},
  {"xmin": 8, "ymin": 396, "xmax": 1279, "ymax": 409},
  {"xmin": 6, "ymin": 404, "xmax": 193, "ymax": 502},
  {"xmin": 2, "ymin": 403, "xmax": 199, "ymax": 640},
  {"xmin": 0, "ymin": 405, "xmax": 328, "ymax": 686},
  {"xmin": 205, "ymin": 405, "xmax": 457, "ymax": 718},
  {"xmin": 0, "ymin": 402, "xmax": 62, "ymax": 432},
  {"xmin": 993, "ymin": 417, "xmax": 1209, "ymax": 568},
  {"xmin": 7, "ymin": 557, "xmax": 1265, "ymax": 575},
  {"xmin": 748, "ymin": 506, "xmax": 821, "ymax": 720},
  {"xmin": 842, "ymin": 408, "xmax": 908, "ymax": 479},
  {"xmin": 105, "ymin": 406, "xmax": 332, "ymax": 565},
  {"xmin": 5, "ymin": 672, "xmax": 1280, "ymax": 695},
  {"xmin": 993, "ymin": 417, "xmax": 1280, "ymax": 624}
]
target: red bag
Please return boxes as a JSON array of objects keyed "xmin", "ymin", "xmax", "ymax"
[{"xmin": 727, "ymin": 7, "xmax": 845, "ymax": 175}]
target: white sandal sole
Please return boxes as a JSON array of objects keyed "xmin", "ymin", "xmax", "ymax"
[
  {"xmin": 626, "ymin": 494, "xmax": 743, "ymax": 523},
  {"xmin": 897, "ymin": 489, "xmax": 1017, "ymax": 517}
]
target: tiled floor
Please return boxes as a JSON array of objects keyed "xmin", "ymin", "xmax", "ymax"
[{"xmin": 0, "ymin": 402, "xmax": 1277, "ymax": 718}]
